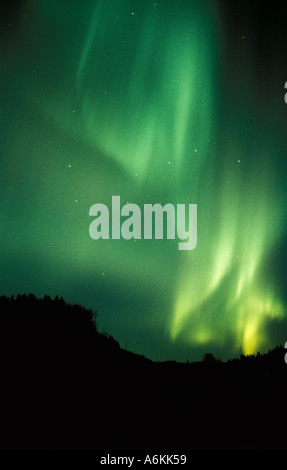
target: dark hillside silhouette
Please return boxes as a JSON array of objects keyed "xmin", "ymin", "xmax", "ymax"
[{"xmin": 0, "ymin": 294, "xmax": 286, "ymax": 450}]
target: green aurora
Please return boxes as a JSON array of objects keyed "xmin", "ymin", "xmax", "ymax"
[{"xmin": 1, "ymin": 0, "xmax": 287, "ymax": 361}]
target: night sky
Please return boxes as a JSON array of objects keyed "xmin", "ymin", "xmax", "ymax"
[{"xmin": 1, "ymin": 0, "xmax": 287, "ymax": 362}]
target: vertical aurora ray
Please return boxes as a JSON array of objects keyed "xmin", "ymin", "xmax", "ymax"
[
  {"xmin": 170, "ymin": 121, "xmax": 286, "ymax": 355},
  {"xmin": 74, "ymin": 0, "xmax": 218, "ymax": 182},
  {"xmin": 1, "ymin": 0, "xmax": 287, "ymax": 361}
]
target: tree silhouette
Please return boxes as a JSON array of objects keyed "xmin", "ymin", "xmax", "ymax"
[{"xmin": 202, "ymin": 352, "xmax": 221, "ymax": 364}]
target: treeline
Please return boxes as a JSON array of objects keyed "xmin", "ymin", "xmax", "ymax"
[
  {"xmin": 0, "ymin": 293, "xmax": 120, "ymax": 350},
  {"xmin": 201, "ymin": 346, "xmax": 286, "ymax": 369},
  {"xmin": 0, "ymin": 293, "xmax": 285, "ymax": 368},
  {"xmin": 228, "ymin": 345, "xmax": 285, "ymax": 365}
]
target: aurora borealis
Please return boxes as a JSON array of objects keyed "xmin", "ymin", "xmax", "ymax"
[{"xmin": 1, "ymin": 0, "xmax": 287, "ymax": 362}]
